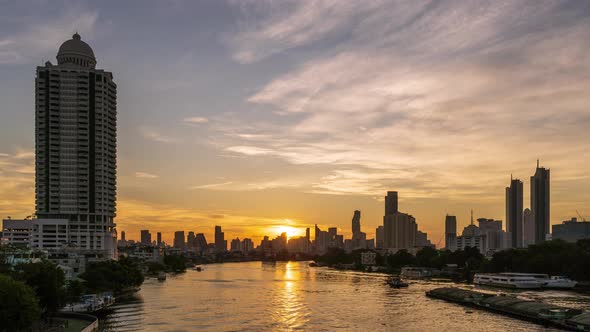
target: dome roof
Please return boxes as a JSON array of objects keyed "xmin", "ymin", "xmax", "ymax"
[{"xmin": 56, "ymin": 33, "xmax": 96, "ymax": 68}]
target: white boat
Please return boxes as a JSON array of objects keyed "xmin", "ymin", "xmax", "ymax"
[
  {"xmin": 498, "ymin": 273, "xmax": 578, "ymax": 289},
  {"xmin": 545, "ymin": 276, "xmax": 578, "ymax": 289},
  {"xmin": 473, "ymin": 273, "xmax": 545, "ymax": 289}
]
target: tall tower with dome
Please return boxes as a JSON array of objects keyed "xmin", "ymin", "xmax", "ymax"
[{"xmin": 34, "ymin": 33, "xmax": 117, "ymax": 258}]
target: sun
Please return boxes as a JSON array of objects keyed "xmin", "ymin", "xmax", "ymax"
[{"xmin": 273, "ymin": 224, "xmax": 302, "ymax": 239}]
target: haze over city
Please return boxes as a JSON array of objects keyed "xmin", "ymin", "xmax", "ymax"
[{"xmin": 2, "ymin": 0, "xmax": 590, "ymax": 245}]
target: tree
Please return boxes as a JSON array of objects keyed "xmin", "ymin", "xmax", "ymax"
[
  {"xmin": 0, "ymin": 274, "xmax": 41, "ymax": 331},
  {"xmin": 14, "ymin": 261, "xmax": 66, "ymax": 315},
  {"xmin": 163, "ymin": 254, "xmax": 187, "ymax": 272},
  {"xmin": 81, "ymin": 258, "xmax": 144, "ymax": 293},
  {"xmin": 386, "ymin": 249, "xmax": 415, "ymax": 269}
]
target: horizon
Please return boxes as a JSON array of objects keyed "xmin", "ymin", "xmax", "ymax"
[{"xmin": 2, "ymin": 1, "xmax": 590, "ymax": 247}]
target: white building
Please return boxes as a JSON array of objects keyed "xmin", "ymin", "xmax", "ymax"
[{"xmin": 34, "ymin": 33, "xmax": 117, "ymax": 258}]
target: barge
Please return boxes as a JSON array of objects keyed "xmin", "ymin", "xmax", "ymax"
[{"xmin": 426, "ymin": 287, "xmax": 590, "ymax": 331}]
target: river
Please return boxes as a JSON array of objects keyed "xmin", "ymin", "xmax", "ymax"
[{"xmin": 98, "ymin": 261, "xmax": 590, "ymax": 331}]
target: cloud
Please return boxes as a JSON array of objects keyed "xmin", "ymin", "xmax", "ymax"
[
  {"xmin": 135, "ymin": 172, "xmax": 159, "ymax": 179},
  {"xmin": 183, "ymin": 116, "xmax": 209, "ymax": 124},
  {"xmin": 139, "ymin": 126, "xmax": 179, "ymax": 143},
  {"xmin": 219, "ymin": 0, "xmax": 590, "ymax": 200},
  {"xmin": 0, "ymin": 8, "xmax": 98, "ymax": 64},
  {"xmin": 190, "ymin": 181, "xmax": 234, "ymax": 190}
]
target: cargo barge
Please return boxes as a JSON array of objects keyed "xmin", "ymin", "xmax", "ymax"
[{"xmin": 426, "ymin": 287, "xmax": 590, "ymax": 331}]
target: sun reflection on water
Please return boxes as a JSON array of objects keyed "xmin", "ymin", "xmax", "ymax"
[{"xmin": 271, "ymin": 262, "xmax": 310, "ymax": 331}]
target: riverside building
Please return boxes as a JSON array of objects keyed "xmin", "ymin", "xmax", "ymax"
[{"xmin": 32, "ymin": 33, "xmax": 118, "ymax": 258}]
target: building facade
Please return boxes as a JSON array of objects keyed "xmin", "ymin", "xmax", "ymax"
[
  {"xmin": 444, "ymin": 215, "xmax": 457, "ymax": 251},
  {"xmin": 553, "ymin": 218, "xmax": 590, "ymax": 243},
  {"xmin": 34, "ymin": 33, "xmax": 117, "ymax": 258},
  {"xmin": 506, "ymin": 178, "xmax": 523, "ymax": 248},
  {"xmin": 531, "ymin": 161, "xmax": 550, "ymax": 243}
]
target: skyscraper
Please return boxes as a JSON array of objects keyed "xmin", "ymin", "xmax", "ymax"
[
  {"xmin": 174, "ymin": 231, "xmax": 185, "ymax": 249},
  {"xmin": 215, "ymin": 226, "xmax": 226, "ymax": 252},
  {"xmin": 375, "ymin": 226, "xmax": 384, "ymax": 249},
  {"xmin": 523, "ymin": 208, "xmax": 535, "ymax": 246},
  {"xmin": 506, "ymin": 177, "xmax": 524, "ymax": 248},
  {"xmin": 383, "ymin": 191, "xmax": 416, "ymax": 249},
  {"xmin": 385, "ymin": 191, "xmax": 399, "ymax": 215},
  {"xmin": 140, "ymin": 230, "xmax": 151, "ymax": 245},
  {"xmin": 444, "ymin": 215, "xmax": 457, "ymax": 251},
  {"xmin": 35, "ymin": 33, "xmax": 117, "ymax": 257},
  {"xmin": 352, "ymin": 210, "xmax": 361, "ymax": 235},
  {"xmin": 156, "ymin": 232, "xmax": 162, "ymax": 246},
  {"xmin": 120, "ymin": 231, "xmax": 126, "ymax": 242},
  {"xmin": 531, "ymin": 161, "xmax": 550, "ymax": 243}
]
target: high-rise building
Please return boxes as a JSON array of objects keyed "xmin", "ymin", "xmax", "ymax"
[
  {"xmin": 174, "ymin": 231, "xmax": 185, "ymax": 249},
  {"xmin": 214, "ymin": 226, "xmax": 225, "ymax": 252},
  {"xmin": 444, "ymin": 215, "xmax": 457, "ymax": 251},
  {"xmin": 478, "ymin": 218, "xmax": 503, "ymax": 251},
  {"xmin": 230, "ymin": 238, "xmax": 241, "ymax": 252},
  {"xmin": 120, "ymin": 231, "xmax": 126, "ymax": 242},
  {"xmin": 156, "ymin": 232, "xmax": 162, "ymax": 246},
  {"xmin": 140, "ymin": 230, "xmax": 151, "ymax": 245},
  {"xmin": 187, "ymin": 231, "xmax": 195, "ymax": 248},
  {"xmin": 376, "ymin": 226, "xmax": 384, "ymax": 249},
  {"xmin": 385, "ymin": 191, "xmax": 399, "ymax": 215},
  {"xmin": 506, "ymin": 177, "xmax": 524, "ymax": 248},
  {"xmin": 352, "ymin": 210, "xmax": 361, "ymax": 235},
  {"xmin": 195, "ymin": 233, "xmax": 208, "ymax": 252},
  {"xmin": 35, "ymin": 33, "xmax": 117, "ymax": 257},
  {"xmin": 241, "ymin": 238, "xmax": 254, "ymax": 253},
  {"xmin": 523, "ymin": 208, "xmax": 535, "ymax": 247},
  {"xmin": 383, "ymin": 191, "xmax": 417, "ymax": 250},
  {"xmin": 531, "ymin": 161, "xmax": 550, "ymax": 243}
]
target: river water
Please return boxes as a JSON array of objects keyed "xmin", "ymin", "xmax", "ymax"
[{"xmin": 98, "ymin": 261, "xmax": 590, "ymax": 331}]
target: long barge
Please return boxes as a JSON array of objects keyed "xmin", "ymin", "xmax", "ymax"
[{"xmin": 426, "ymin": 287, "xmax": 590, "ymax": 331}]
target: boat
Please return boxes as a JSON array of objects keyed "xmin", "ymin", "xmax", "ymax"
[
  {"xmin": 158, "ymin": 271, "xmax": 166, "ymax": 281},
  {"xmin": 194, "ymin": 266, "xmax": 203, "ymax": 272},
  {"xmin": 387, "ymin": 277, "xmax": 409, "ymax": 288},
  {"xmin": 400, "ymin": 267, "xmax": 437, "ymax": 279},
  {"xmin": 61, "ymin": 293, "xmax": 115, "ymax": 313},
  {"xmin": 546, "ymin": 276, "xmax": 578, "ymax": 289},
  {"xmin": 473, "ymin": 273, "xmax": 545, "ymax": 289},
  {"xmin": 483, "ymin": 273, "xmax": 577, "ymax": 289}
]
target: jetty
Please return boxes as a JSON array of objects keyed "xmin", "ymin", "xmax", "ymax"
[{"xmin": 426, "ymin": 287, "xmax": 590, "ymax": 331}]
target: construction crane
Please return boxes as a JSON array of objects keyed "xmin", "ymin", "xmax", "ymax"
[{"xmin": 576, "ymin": 210, "xmax": 587, "ymax": 222}]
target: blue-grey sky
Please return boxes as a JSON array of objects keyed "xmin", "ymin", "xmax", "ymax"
[{"xmin": 2, "ymin": 0, "xmax": 590, "ymax": 244}]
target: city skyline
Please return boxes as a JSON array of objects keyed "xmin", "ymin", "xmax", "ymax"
[{"xmin": 2, "ymin": 1, "xmax": 590, "ymax": 245}]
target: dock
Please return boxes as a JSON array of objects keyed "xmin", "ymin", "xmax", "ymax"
[{"xmin": 426, "ymin": 287, "xmax": 590, "ymax": 331}]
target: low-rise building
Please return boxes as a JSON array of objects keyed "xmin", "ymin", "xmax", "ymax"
[
  {"xmin": 553, "ymin": 218, "xmax": 590, "ymax": 243},
  {"xmin": 360, "ymin": 251, "xmax": 377, "ymax": 266}
]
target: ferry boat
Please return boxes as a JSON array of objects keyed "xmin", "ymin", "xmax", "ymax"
[
  {"xmin": 499, "ymin": 273, "xmax": 578, "ymax": 289},
  {"xmin": 473, "ymin": 273, "xmax": 545, "ymax": 289}
]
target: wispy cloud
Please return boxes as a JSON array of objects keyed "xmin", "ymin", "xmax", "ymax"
[
  {"xmin": 135, "ymin": 172, "xmax": 159, "ymax": 179},
  {"xmin": 0, "ymin": 8, "xmax": 98, "ymax": 64},
  {"xmin": 190, "ymin": 181, "xmax": 234, "ymax": 190},
  {"xmin": 183, "ymin": 116, "xmax": 209, "ymax": 124},
  {"xmin": 139, "ymin": 126, "xmax": 179, "ymax": 144}
]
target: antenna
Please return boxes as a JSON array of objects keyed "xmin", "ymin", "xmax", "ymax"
[
  {"xmin": 537, "ymin": 159, "xmax": 540, "ymax": 168},
  {"xmin": 470, "ymin": 209, "xmax": 474, "ymax": 225}
]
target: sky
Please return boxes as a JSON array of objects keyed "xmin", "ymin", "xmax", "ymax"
[{"xmin": 1, "ymin": 0, "xmax": 590, "ymax": 246}]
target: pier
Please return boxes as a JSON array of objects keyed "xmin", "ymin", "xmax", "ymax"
[{"xmin": 426, "ymin": 287, "xmax": 590, "ymax": 331}]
